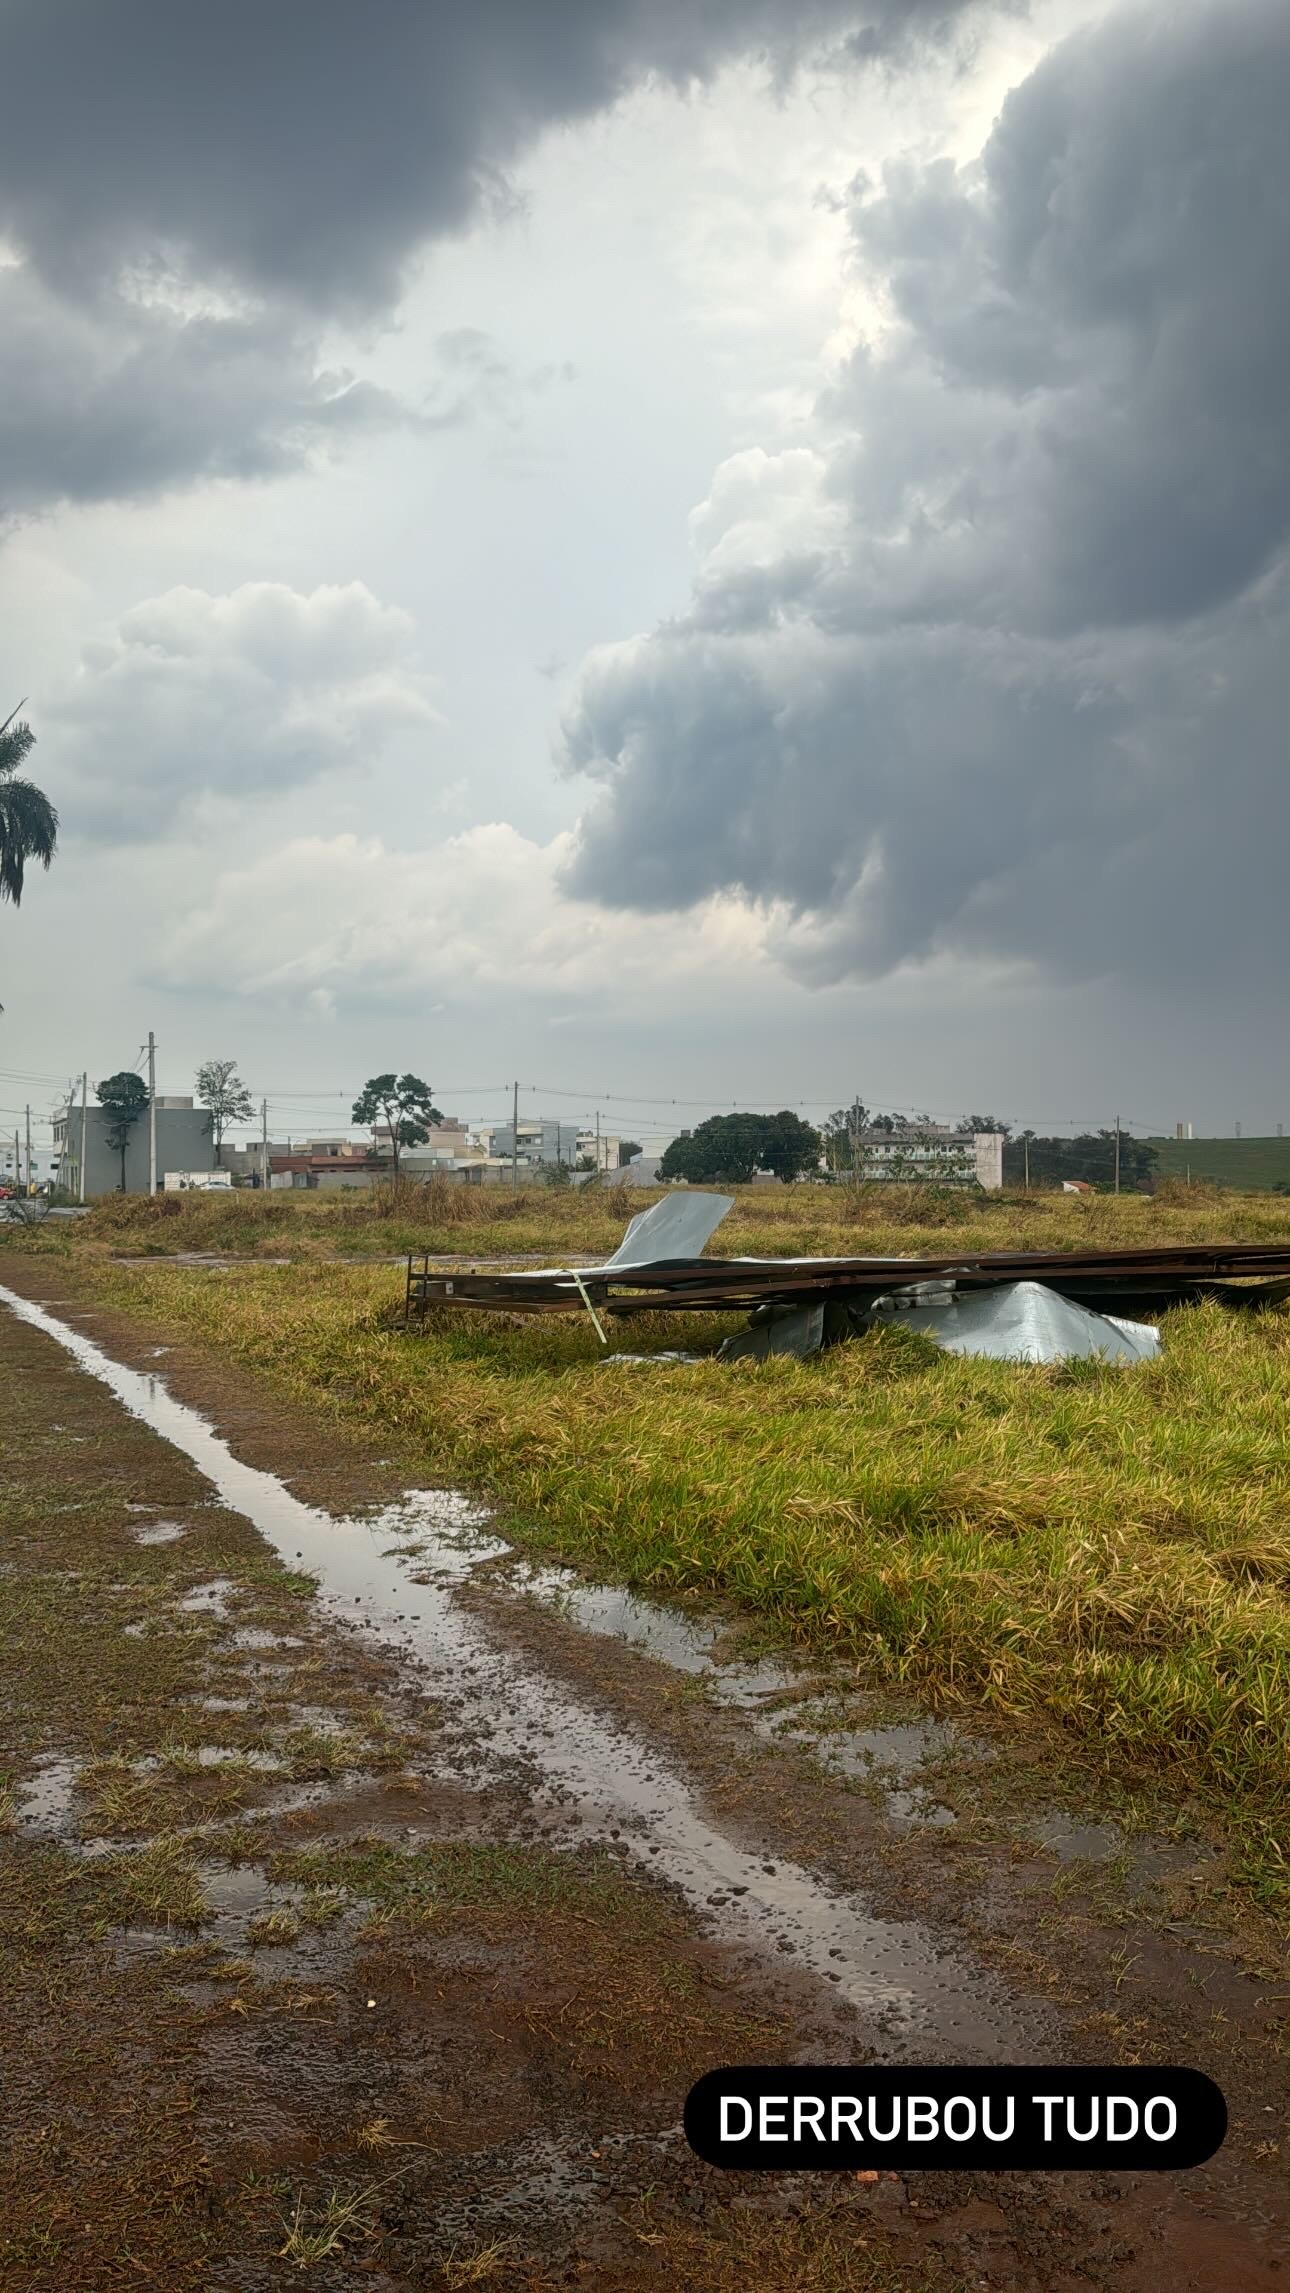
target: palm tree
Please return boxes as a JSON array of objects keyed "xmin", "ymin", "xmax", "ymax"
[{"xmin": 0, "ymin": 702, "xmax": 58, "ymax": 906}]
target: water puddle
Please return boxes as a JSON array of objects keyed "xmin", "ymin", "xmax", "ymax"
[
  {"xmin": 183, "ymin": 1746, "xmax": 284, "ymax": 1772},
  {"xmin": 180, "ymin": 1578, "xmax": 236, "ymax": 1616},
  {"xmin": 132, "ymin": 1519, "xmax": 186, "ymax": 1546},
  {"xmin": 511, "ymin": 1565, "xmax": 719, "ymax": 1671},
  {"xmin": 198, "ymin": 1860, "xmax": 278, "ymax": 1917},
  {"xmin": 708, "ymin": 1658, "xmax": 807, "ymax": 1708},
  {"xmin": 0, "ymin": 1281, "xmax": 1049, "ymax": 2059},
  {"xmin": 15, "ymin": 1755, "xmax": 81, "ymax": 1836},
  {"xmin": 748, "ymin": 1703, "xmax": 987, "ymax": 1829},
  {"xmin": 1033, "ymin": 1813, "xmax": 1125, "ymax": 1864},
  {"xmin": 826, "ymin": 1718, "xmax": 963, "ymax": 1773},
  {"xmin": 281, "ymin": 1704, "xmax": 354, "ymax": 1736},
  {"xmin": 884, "ymin": 1788, "xmax": 957, "ymax": 1829}
]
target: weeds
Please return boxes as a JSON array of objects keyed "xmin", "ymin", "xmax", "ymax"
[
  {"xmin": 19, "ymin": 1169, "xmax": 1290, "ymax": 1265},
  {"xmin": 248, "ymin": 1907, "xmax": 302, "ymax": 1946},
  {"xmin": 440, "ymin": 2240, "xmax": 515, "ymax": 2286},
  {"xmin": 276, "ymin": 2172, "xmax": 401, "ymax": 2266}
]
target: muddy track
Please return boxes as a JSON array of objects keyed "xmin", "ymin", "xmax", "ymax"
[{"xmin": 1, "ymin": 1255, "xmax": 1286, "ymax": 2291}]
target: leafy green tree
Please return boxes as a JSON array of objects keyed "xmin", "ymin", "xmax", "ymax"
[
  {"xmin": 962, "ymin": 1113, "xmax": 1013, "ymax": 1136},
  {"xmin": 660, "ymin": 1114, "xmax": 764, "ymax": 1185},
  {"xmin": 96, "ymin": 1070, "xmax": 149, "ymax": 1192},
  {"xmin": 0, "ymin": 704, "xmax": 58, "ymax": 907},
  {"xmin": 351, "ymin": 1072, "xmax": 442, "ymax": 1179},
  {"xmin": 659, "ymin": 1110, "xmax": 821, "ymax": 1186},
  {"xmin": 195, "ymin": 1058, "xmax": 254, "ymax": 1165},
  {"xmin": 760, "ymin": 1110, "xmax": 823, "ymax": 1183},
  {"xmin": 617, "ymin": 1139, "xmax": 643, "ymax": 1168}
]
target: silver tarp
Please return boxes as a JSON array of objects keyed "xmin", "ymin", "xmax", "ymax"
[
  {"xmin": 603, "ymin": 1191, "xmax": 736, "ymax": 1270},
  {"xmin": 866, "ymin": 1278, "xmax": 1160, "ymax": 1363}
]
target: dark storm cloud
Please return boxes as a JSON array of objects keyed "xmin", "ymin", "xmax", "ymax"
[
  {"xmin": 0, "ymin": 0, "xmax": 981, "ymax": 515},
  {"xmin": 561, "ymin": 0, "xmax": 1290, "ymax": 990},
  {"xmin": 0, "ymin": 267, "xmax": 407, "ymax": 517}
]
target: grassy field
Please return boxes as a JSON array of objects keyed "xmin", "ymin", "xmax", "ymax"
[
  {"xmin": 58, "ymin": 1167, "xmax": 1290, "ymax": 1261},
  {"xmin": 1150, "ymin": 1136, "xmax": 1290, "ymax": 1190},
  {"xmin": 13, "ymin": 1179, "xmax": 1290, "ymax": 1918}
]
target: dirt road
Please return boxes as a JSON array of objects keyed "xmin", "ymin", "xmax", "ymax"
[{"xmin": 1, "ymin": 1256, "xmax": 1285, "ymax": 2290}]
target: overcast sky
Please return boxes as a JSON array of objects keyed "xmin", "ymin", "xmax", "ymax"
[{"xmin": 1, "ymin": 0, "xmax": 1286, "ymax": 1154}]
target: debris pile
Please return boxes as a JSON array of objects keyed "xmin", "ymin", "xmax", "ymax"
[{"xmin": 406, "ymin": 1194, "xmax": 1290, "ymax": 1364}]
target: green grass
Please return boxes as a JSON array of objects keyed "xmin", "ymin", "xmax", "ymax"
[
  {"xmin": 268, "ymin": 1837, "xmax": 658, "ymax": 1928},
  {"xmin": 1151, "ymin": 1137, "xmax": 1290, "ymax": 1191}
]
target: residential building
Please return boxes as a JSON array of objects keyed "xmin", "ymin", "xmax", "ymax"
[
  {"xmin": 268, "ymin": 1151, "xmax": 382, "ymax": 1190},
  {"xmin": 221, "ymin": 1141, "xmax": 292, "ymax": 1179},
  {"xmin": 374, "ymin": 1117, "xmax": 471, "ymax": 1162},
  {"xmin": 844, "ymin": 1126, "xmax": 1006, "ymax": 1190},
  {"xmin": 575, "ymin": 1128, "xmax": 622, "ymax": 1173},
  {"xmin": 488, "ymin": 1118, "xmax": 581, "ymax": 1169},
  {"xmin": 52, "ymin": 1094, "xmax": 216, "ymax": 1197}
]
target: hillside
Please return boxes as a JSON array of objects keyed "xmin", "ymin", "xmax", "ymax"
[{"xmin": 1149, "ymin": 1136, "xmax": 1290, "ymax": 1190}]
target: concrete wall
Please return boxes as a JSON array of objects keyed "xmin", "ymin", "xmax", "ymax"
[
  {"xmin": 973, "ymin": 1132, "xmax": 1006, "ymax": 1191},
  {"xmin": 56, "ymin": 1105, "xmax": 216, "ymax": 1196}
]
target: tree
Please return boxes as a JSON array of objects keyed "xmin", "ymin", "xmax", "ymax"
[
  {"xmin": 1001, "ymin": 1131, "xmax": 1158, "ymax": 1191},
  {"xmin": 195, "ymin": 1059, "xmax": 254, "ymax": 1165},
  {"xmin": 617, "ymin": 1140, "xmax": 642, "ymax": 1168},
  {"xmin": 660, "ymin": 1114, "xmax": 765, "ymax": 1185},
  {"xmin": 823, "ymin": 1099, "xmax": 870, "ymax": 1175},
  {"xmin": 761, "ymin": 1110, "xmax": 823, "ymax": 1184},
  {"xmin": 0, "ymin": 704, "xmax": 58, "ymax": 908},
  {"xmin": 351, "ymin": 1072, "xmax": 442, "ymax": 1179},
  {"xmin": 658, "ymin": 1111, "xmax": 821, "ymax": 1186},
  {"xmin": 962, "ymin": 1113, "xmax": 1013, "ymax": 1136},
  {"xmin": 96, "ymin": 1070, "xmax": 149, "ymax": 1192}
]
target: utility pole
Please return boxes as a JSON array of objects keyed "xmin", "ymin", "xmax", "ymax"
[
  {"xmin": 511, "ymin": 1079, "xmax": 519, "ymax": 1189},
  {"xmin": 1023, "ymin": 1134, "xmax": 1030, "ymax": 1191},
  {"xmin": 1113, "ymin": 1114, "xmax": 1121, "ymax": 1195},
  {"xmin": 79, "ymin": 1071, "xmax": 88, "ymax": 1203},
  {"xmin": 595, "ymin": 1108, "xmax": 601, "ymax": 1172},
  {"xmin": 261, "ymin": 1098, "xmax": 269, "ymax": 1190},
  {"xmin": 24, "ymin": 1104, "xmax": 32, "ymax": 1195},
  {"xmin": 147, "ymin": 1030, "xmax": 157, "ymax": 1193},
  {"xmin": 12, "ymin": 1129, "xmax": 18, "ymax": 1191}
]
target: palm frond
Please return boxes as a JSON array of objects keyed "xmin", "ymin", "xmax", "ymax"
[
  {"xmin": 0, "ymin": 777, "xmax": 59, "ymax": 905},
  {"xmin": 0, "ymin": 719, "xmax": 36, "ymax": 780}
]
